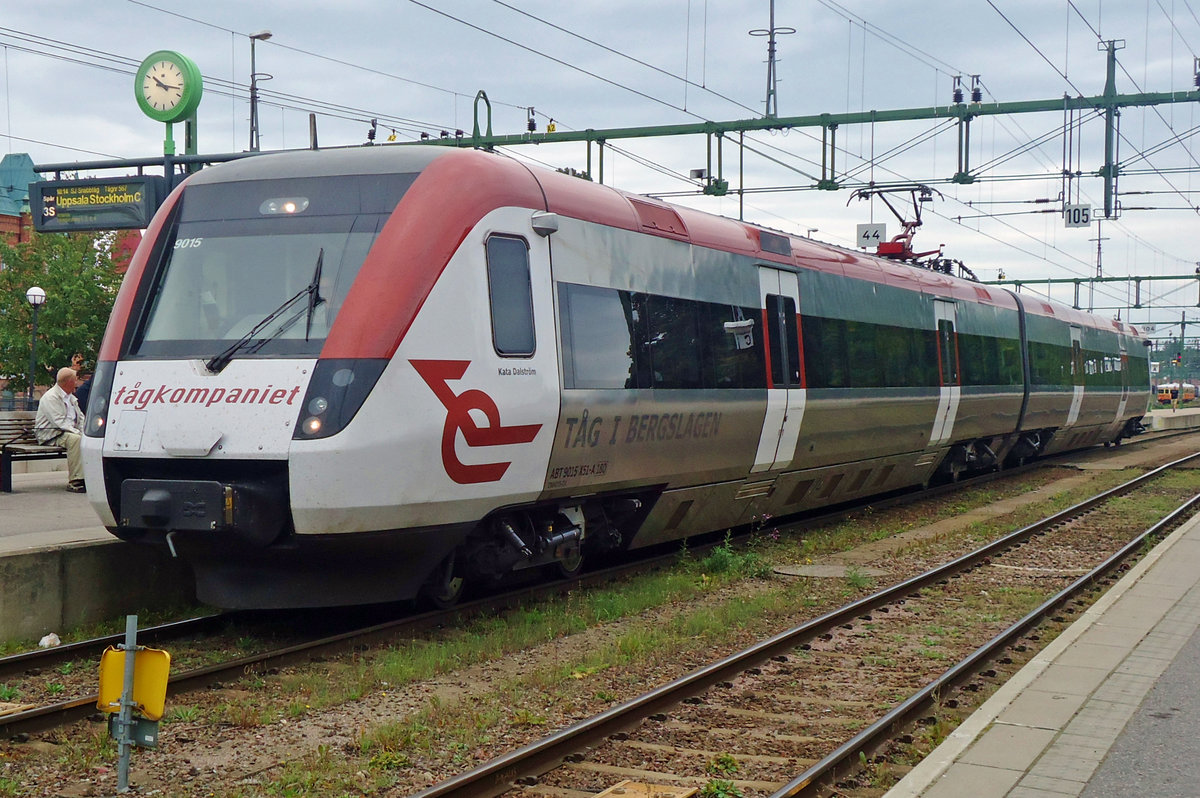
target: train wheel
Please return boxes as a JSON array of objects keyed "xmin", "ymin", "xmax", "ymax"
[
  {"xmin": 421, "ymin": 554, "xmax": 465, "ymax": 609},
  {"xmin": 555, "ymin": 547, "xmax": 584, "ymax": 579}
]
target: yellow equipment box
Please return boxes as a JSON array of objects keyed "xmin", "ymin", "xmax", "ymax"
[{"xmin": 97, "ymin": 646, "xmax": 171, "ymax": 721}]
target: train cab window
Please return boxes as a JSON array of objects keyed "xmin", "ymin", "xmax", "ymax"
[
  {"xmin": 130, "ymin": 173, "xmax": 415, "ymax": 359},
  {"xmin": 485, "ymin": 236, "xmax": 535, "ymax": 356},
  {"xmin": 766, "ymin": 294, "xmax": 800, "ymax": 388}
]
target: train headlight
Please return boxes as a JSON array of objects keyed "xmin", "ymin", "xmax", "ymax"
[
  {"xmin": 292, "ymin": 358, "xmax": 387, "ymax": 440},
  {"xmin": 259, "ymin": 197, "xmax": 310, "ymax": 215},
  {"xmin": 83, "ymin": 361, "xmax": 116, "ymax": 438}
]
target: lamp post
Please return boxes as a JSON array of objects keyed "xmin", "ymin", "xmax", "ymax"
[
  {"xmin": 248, "ymin": 30, "xmax": 273, "ymax": 151},
  {"xmin": 25, "ymin": 286, "xmax": 46, "ymax": 408}
]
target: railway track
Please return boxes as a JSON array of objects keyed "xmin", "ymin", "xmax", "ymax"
[
  {"xmin": 404, "ymin": 451, "xmax": 1200, "ymax": 798},
  {"xmin": 0, "ymin": 450, "xmax": 1068, "ymax": 736},
  {"xmin": 1, "ymin": 435, "xmax": 1193, "ymax": 790}
]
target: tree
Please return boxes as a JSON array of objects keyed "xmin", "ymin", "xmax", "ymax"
[{"xmin": 0, "ymin": 230, "xmax": 124, "ymax": 394}]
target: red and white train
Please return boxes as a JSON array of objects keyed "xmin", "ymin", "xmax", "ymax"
[{"xmin": 80, "ymin": 146, "xmax": 1151, "ymax": 608}]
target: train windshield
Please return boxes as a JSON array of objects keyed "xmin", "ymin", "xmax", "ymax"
[{"xmin": 132, "ymin": 173, "xmax": 416, "ymax": 359}]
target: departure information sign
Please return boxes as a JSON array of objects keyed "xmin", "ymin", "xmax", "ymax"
[{"xmin": 31, "ymin": 176, "xmax": 164, "ymax": 232}]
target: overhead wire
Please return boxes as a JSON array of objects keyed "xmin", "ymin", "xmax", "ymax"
[
  {"xmin": 403, "ymin": 0, "xmax": 699, "ymax": 117},
  {"xmin": 982, "ymin": 0, "xmax": 1200, "ymax": 285},
  {"xmin": 1067, "ymin": 0, "xmax": 1200, "ymax": 200},
  {"xmin": 127, "ymin": 0, "xmax": 494, "ymax": 107},
  {"xmin": 0, "ymin": 30, "xmax": 450, "ymax": 146},
  {"xmin": 485, "ymin": 0, "xmax": 759, "ymax": 117},
  {"xmin": 7, "ymin": 3, "xmax": 1197, "ymax": 304},
  {"xmin": 987, "ymin": 0, "xmax": 1089, "ymax": 96}
]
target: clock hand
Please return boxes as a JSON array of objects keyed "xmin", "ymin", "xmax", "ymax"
[{"xmin": 153, "ymin": 77, "xmax": 180, "ymax": 91}]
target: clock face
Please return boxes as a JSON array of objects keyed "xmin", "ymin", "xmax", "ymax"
[
  {"xmin": 134, "ymin": 50, "xmax": 203, "ymax": 123},
  {"xmin": 142, "ymin": 60, "xmax": 186, "ymax": 113}
]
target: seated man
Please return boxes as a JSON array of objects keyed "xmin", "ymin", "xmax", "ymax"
[{"xmin": 35, "ymin": 367, "xmax": 85, "ymax": 492}]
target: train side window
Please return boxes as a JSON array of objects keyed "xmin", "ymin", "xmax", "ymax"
[
  {"xmin": 485, "ymin": 235, "xmax": 535, "ymax": 357},
  {"xmin": 702, "ymin": 303, "xmax": 767, "ymax": 389},
  {"xmin": 938, "ymin": 318, "xmax": 959, "ymax": 385},
  {"xmin": 558, "ymin": 283, "xmax": 636, "ymax": 389},
  {"xmin": 645, "ymin": 294, "xmax": 703, "ymax": 389},
  {"xmin": 766, "ymin": 294, "xmax": 800, "ymax": 388}
]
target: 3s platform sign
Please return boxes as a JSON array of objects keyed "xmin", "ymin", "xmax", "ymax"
[{"xmin": 31, "ymin": 176, "xmax": 164, "ymax": 233}]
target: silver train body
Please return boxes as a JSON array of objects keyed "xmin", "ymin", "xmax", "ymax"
[{"xmin": 79, "ymin": 146, "xmax": 1151, "ymax": 607}]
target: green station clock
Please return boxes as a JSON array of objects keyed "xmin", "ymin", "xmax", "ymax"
[{"xmin": 135, "ymin": 50, "xmax": 203, "ymax": 123}]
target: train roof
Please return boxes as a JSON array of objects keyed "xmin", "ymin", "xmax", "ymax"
[{"xmin": 184, "ymin": 145, "xmax": 1144, "ymax": 340}]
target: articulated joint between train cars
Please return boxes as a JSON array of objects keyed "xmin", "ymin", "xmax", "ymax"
[{"xmin": 939, "ymin": 439, "xmax": 1000, "ymax": 480}]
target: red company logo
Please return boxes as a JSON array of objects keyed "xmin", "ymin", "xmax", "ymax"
[{"xmin": 411, "ymin": 359, "xmax": 542, "ymax": 484}]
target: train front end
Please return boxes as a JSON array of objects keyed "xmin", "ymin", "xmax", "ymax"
[{"xmin": 79, "ymin": 148, "xmax": 466, "ymax": 607}]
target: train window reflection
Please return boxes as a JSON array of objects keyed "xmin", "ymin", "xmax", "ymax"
[
  {"xmin": 559, "ymin": 283, "xmax": 635, "ymax": 389},
  {"xmin": 558, "ymin": 282, "xmax": 766, "ymax": 390},
  {"xmin": 135, "ymin": 213, "xmax": 385, "ymax": 358},
  {"xmin": 486, "ymin": 236, "xmax": 535, "ymax": 357}
]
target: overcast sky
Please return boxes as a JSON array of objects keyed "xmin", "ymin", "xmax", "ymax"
[{"xmin": 2, "ymin": 1, "xmax": 1199, "ymax": 334}]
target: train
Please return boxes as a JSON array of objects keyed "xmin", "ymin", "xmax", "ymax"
[
  {"xmin": 1156, "ymin": 382, "xmax": 1195, "ymax": 403},
  {"xmin": 79, "ymin": 145, "xmax": 1151, "ymax": 609}
]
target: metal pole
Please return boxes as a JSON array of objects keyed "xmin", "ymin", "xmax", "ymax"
[
  {"xmin": 765, "ymin": 0, "xmax": 777, "ymax": 117},
  {"xmin": 27, "ymin": 303, "xmax": 38, "ymax": 408},
  {"xmin": 116, "ymin": 614, "xmax": 138, "ymax": 792},
  {"xmin": 249, "ymin": 38, "xmax": 259, "ymax": 152},
  {"xmin": 248, "ymin": 31, "xmax": 272, "ymax": 152},
  {"xmin": 1100, "ymin": 40, "xmax": 1123, "ymax": 218}
]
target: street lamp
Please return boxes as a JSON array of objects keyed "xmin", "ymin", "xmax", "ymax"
[
  {"xmin": 25, "ymin": 286, "xmax": 46, "ymax": 408},
  {"xmin": 248, "ymin": 30, "xmax": 273, "ymax": 152}
]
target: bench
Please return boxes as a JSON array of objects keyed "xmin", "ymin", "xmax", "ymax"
[{"xmin": 1, "ymin": 413, "xmax": 67, "ymax": 492}]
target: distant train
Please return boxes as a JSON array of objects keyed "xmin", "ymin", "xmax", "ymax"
[
  {"xmin": 79, "ymin": 146, "xmax": 1151, "ymax": 608},
  {"xmin": 1156, "ymin": 382, "xmax": 1195, "ymax": 403}
]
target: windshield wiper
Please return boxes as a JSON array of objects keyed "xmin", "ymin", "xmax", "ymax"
[
  {"xmin": 305, "ymin": 248, "xmax": 325, "ymax": 341},
  {"xmin": 205, "ymin": 248, "xmax": 326, "ymax": 374}
]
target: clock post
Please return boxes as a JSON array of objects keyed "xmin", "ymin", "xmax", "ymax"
[{"xmin": 134, "ymin": 50, "xmax": 204, "ymax": 186}]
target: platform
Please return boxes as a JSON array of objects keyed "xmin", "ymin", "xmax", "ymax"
[
  {"xmin": 0, "ymin": 471, "xmax": 193, "ymax": 643},
  {"xmin": 885, "ymin": 500, "xmax": 1200, "ymax": 797}
]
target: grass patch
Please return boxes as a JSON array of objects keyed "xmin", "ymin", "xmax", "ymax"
[
  {"xmin": 699, "ymin": 779, "xmax": 744, "ymax": 798},
  {"xmin": 165, "ymin": 704, "xmax": 202, "ymax": 723},
  {"xmin": 0, "ymin": 601, "xmax": 210, "ymax": 657}
]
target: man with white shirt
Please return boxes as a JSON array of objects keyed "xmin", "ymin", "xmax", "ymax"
[{"xmin": 35, "ymin": 367, "xmax": 85, "ymax": 492}]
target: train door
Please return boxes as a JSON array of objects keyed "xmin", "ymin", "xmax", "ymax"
[
  {"xmin": 930, "ymin": 300, "xmax": 961, "ymax": 446},
  {"xmin": 1114, "ymin": 340, "xmax": 1130, "ymax": 423},
  {"xmin": 752, "ymin": 267, "xmax": 804, "ymax": 472},
  {"xmin": 1066, "ymin": 325, "xmax": 1085, "ymax": 426}
]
